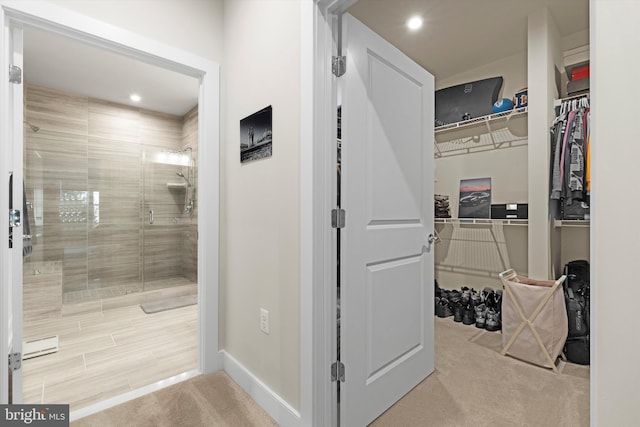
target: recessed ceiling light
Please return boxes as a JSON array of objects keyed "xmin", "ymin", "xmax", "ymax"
[
  {"xmin": 130, "ymin": 94, "xmax": 141, "ymax": 102},
  {"xmin": 407, "ymin": 16, "xmax": 423, "ymax": 31}
]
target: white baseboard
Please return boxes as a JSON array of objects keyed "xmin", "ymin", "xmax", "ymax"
[{"xmin": 222, "ymin": 350, "xmax": 301, "ymax": 427}]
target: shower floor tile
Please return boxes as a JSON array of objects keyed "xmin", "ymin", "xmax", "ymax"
[{"xmin": 22, "ymin": 297, "xmax": 197, "ymax": 411}]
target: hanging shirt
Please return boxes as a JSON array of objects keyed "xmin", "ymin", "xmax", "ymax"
[
  {"xmin": 566, "ymin": 109, "xmax": 585, "ymax": 204},
  {"xmin": 585, "ymin": 110, "xmax": 591, "ymax": 194},
  {"xmin": 550, "ymin": 111, "xmax": 567, "ymax": 200},
  {"xmin": 558, "ymin": 110, "xmax": 577, "ymax": 199}
]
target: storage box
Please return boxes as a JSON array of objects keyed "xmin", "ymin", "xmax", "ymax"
[
  {"xmin": 567, "ymin": 77, "xmax": 590, "ymax": 95},
  {"xmin": 571, "ymin": 64, "xmax": 590, "ymax": 81},
  {"xmin": 563, "ymin": 45, "xmax": 589, "ymax": 72},
  {"xmin": 491, "ymin": 203, "xmax": 528, "ymax": 219},
  {"xmin": 513, "ymin": 88, "xmax": 528, "ymax": 108}
]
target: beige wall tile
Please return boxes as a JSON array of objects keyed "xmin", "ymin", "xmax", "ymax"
[
  {"xmin": 89, "ymin": 99, "xmax": 140, "ymax": 143},
  {"xmin": 25, "ymin": 85, "xmax": 88, "ymax": 136}
]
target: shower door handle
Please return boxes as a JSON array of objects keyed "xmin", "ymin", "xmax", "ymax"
[{"xmin": 149, "ymin": 210, "xmax": 154, "ymax": 224}]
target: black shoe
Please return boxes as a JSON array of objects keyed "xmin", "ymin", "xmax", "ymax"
[
  {"xmin": 482, "ymin": 287, "xmax": 494, "ymax": 304},
  {"xmin": 470, "ymin": 289, "xmax": 481, "ymax": 306},
  {"xmin": 462, "ymin": 304, "xmax": 475, "ymax": 325},
  {"xmin": 474, "ymin": 303, "xmax": 487, "ymax": 329},
  {"xmin": 448, "ymin": 290, "xmax": 462, "ymax": 302},
  {"xmin": 461, "ymin": 286, "xmax": 470, "ymax": 305},
  {"xmin": 486, "ymin": 289, "xmax": 503, "ymax": 312},
  {"xmin": 485, "ymin": 308, "xmax": 502, "ymax": 331},
  {"xmin": 436, "ymin": 298, "xmax": 453, "ymax": 318},
  {"xmin": 453, "ymin": 301, "xmax": 464, "ymax": 322},
  {"xmin": 494, "ymin": 289, "xmax": 503, "ymax": 310}
]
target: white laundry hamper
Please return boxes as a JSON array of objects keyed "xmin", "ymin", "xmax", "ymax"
[{"xmin": 499, "ymin": 269, "xmax": 568, "ymax": 372}]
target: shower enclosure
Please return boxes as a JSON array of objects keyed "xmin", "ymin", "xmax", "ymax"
[
  {"xmin": 22, "ymin": 85, "xmax": 198, "ymax": 309},
  {"xmin": 142, "ymin": 146, "xmax": 197, "ymax": 290}
]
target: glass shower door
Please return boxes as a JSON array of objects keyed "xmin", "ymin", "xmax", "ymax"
[{"xmin": 142, "ymin": 146, "xmax": 192, "ymax": 291}]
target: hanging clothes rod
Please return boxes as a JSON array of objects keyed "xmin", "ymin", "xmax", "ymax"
[{"xmin": 554, "ymin": 93, "xmax": 589, "ymax": 107}]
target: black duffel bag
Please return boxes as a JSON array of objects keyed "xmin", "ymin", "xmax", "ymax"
[
  {"xmin": 563, "ymin": 260, "xmax": 590, "ymax": 365},
  {"xmin": 565, "ymin": 336, "xmax": 590, "ymax": 365}
]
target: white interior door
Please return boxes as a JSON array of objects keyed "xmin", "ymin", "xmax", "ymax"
[{"xmin": 340, "ymin": 13, "xmax": 435, "ymax": 426}]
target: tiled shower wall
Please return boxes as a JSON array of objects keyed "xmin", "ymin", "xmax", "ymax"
[{"xmin": 24, "ymin": 84, "xmax": 197, "ymax": 297}]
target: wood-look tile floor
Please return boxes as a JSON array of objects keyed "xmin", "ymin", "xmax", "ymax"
[{"xmin": 22, "ymin": 302, "xmax": 197, "ymax": 411}]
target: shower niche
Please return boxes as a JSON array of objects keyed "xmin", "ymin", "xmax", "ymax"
[{"xmin": 23, "ymin": 85, "xmax": 199, "ymax": 307}]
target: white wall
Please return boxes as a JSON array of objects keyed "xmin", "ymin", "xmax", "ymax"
[
  {"xmin": 48, "ymin": 0, "xmax": 223, "ymax": 62},
  {"xmin": 527, "ymin": 8, "xmax": 559, "ymax": 280},
  {"xmin": 591, "ymin": 1, "xmax": 640, "ymax": 425},
  {"xmin": 436, "ymin": 51, "xmax": 527, "ymax": 102},
  {"xmin": 221, "ymin": 0, "xmax": 301, "ymax": 411},
  {"xmin": 434, "ymin": 53, "xmax": 529, "ymax": 289},
  {"xmin": 43, "ymin": 0, "xmax": 303, "ymax": 414},
  {"xmin": 435, "ymin": 52, "xmax": 529, "ymax": 206}
]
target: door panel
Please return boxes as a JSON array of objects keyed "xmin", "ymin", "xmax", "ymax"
[
  {"xmin": 367, "ymin": 257, "xmax": 423, "ymax": 377},
  {"xmin": 367, "ymin": 54, "xmax": 423, "ymax": 223},
  {"xmin": 341, "ymin": 14, "xmax": 434, "ymax": 426}
]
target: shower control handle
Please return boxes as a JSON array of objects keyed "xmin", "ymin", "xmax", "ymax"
[{"xmin": 149, "ymin": 210, "xmax": 154, "ymax": 224}]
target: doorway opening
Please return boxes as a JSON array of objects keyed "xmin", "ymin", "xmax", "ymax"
[{"xmin": 1, "ymin": 3, "xmax": 220, "ymax": 419}]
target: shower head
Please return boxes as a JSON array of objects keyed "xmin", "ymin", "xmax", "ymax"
[
  {"xmin": 24, "ymin": 121, "xmax": 39, "ymax": 133},
  {"xmin": 176, "ymin": 171, "xmax": 191, "ymax": 185}
]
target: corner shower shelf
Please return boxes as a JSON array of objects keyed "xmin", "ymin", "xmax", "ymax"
[
  {"xmin": 434, "ymin": 107, "xmax": 528, "ymax": 158},
  {"xmin": 167, "ymin": 182, "xmax": 187, "ymax": 190}
]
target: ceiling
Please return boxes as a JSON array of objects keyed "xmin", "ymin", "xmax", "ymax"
[
  {"xmin": 23, "ymin": 26, "xmax": 199, "ymax": 117},
  {"xmin": 21, "ymin": 1, "xmax": 588, "ymax": 117},
  {"xmin": 348, "ymin": 0, "xmax": 589, "ymax": 79}
]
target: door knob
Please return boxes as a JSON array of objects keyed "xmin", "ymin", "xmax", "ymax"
[{"xmin": 427, "ymin": 231, "xmax": 440, "ymax": 245}]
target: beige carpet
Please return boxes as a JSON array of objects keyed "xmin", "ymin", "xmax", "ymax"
[
  {"xmin": 72, "ymin": 318, "xmax": 589, "ymax": 427},
  {"xmin": 71, "ymin": 372, "xmax": 277, "ymax": 427},
  {"xmin": 371, "ymin": 317, "xmax": 590, "ymax": 426}
]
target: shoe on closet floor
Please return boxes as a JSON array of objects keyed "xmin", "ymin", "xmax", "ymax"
[
  {"xmin": 436, "ymin": 298, "xmax": 453, "ymax": 318},
  {"xmin": 494, "ymin": 289, "xmax": 503, "ymax": 309},
  {"xmin": 486, "ymin": 289, "xmax": 503, "ymax": 313},
  {"xmin": 453, "ymin": 300, "xmax": 464, "ymax": 322},
  {"xmin": 462, "ymin": 304, "xmax": 475, "ymax": 325},
  {"xmin": 461, "ymin": 286, "xmax": 470, "ymax": 305},
  {"xmin": 485, "ymin": 308, "xmax": 501, "ymax": 332},
  {"xmin": 482, "ymin": 287, "xmax": 494, "ymax": 304},
  {"xmin": 474, "ymin": 303, "xmax": 487, "ymax": 329},
  {"xmin": 470, "ymin": 289, "xmax": 482, "ymax": 306},
  {"xmin": 447, "ymin": 290, "xmax": 462, "ymax": 302}
]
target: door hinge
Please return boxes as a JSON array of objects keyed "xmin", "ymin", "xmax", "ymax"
[
  {"xmin": 331, "ymin": 208, "xmax": 345, "ymax": 229},
  {"xmin": 332, "ymin": 56, "xmax": 346, "ymax": 77},
  {"xmin": 9, "ymin": 65, "xmax": 22, "ymax": 84},
  {"xmin": 331, "ymin": 361, "xmax": 345, "ymax": 382},
  {"xmin": 8, "ymin": 352, "xmax": 21, "ymax": 371}
]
